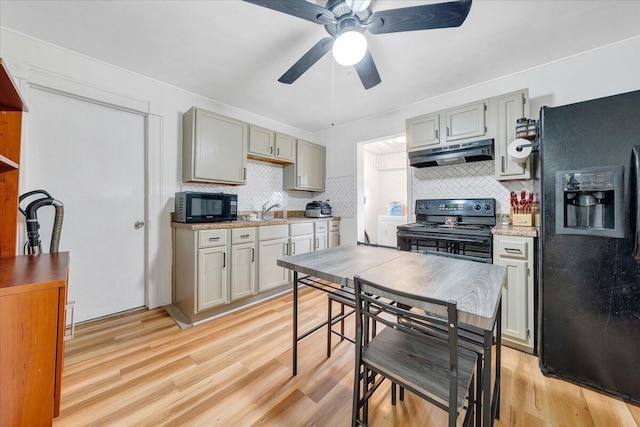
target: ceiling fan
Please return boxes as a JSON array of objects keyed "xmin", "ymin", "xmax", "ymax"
[{"xmin": 243, "ymin": 0, "xmax": 472, "ymax": 90}]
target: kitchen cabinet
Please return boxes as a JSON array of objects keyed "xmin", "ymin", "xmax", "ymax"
[
  {"xmin": 258, "ymin": 225, "xmax": 290, "ymax": 292},
  {"xmin": 493, "ymin": 234, "xmax": 535, "ymax": 353},
  {"xmin": 1, "ymin": 253, "xmax": 70, "ymax": 425},
  {"xmin": 406, "ymin": 113, "xmax": 440, "ymax": 151},
  {"xmin": 444, "ymin": 100, "xmax": 487, "ymax": 142},
  {"xmin": 314, "ymin": 220, "xmax": 328, "ymax": 251},
  {"xmin": 182, "ymin": 107, "xmax": 248, "ymax": 184},
  {"xmin": 328, "ymin": 219, "xmax": 340, "ymax": 248},
  {"xmin": 248, "ymin": 125, "xmax": 295, "ymax": 164},
  {"xmin": 289, "ymin": 222, "xmax": 314, "ymax": 256},
  {"xmin": 230, "ymin": 227, "xmax": 256, "ymax": 301},
  {"xmin": 0, "ymin": 58, "xmax": 28, "ymax": 257},
  {"xmin": 495, "ymin": 89, "xmax": 530, "ymax": 180},
  {"xmin": 283, "ymin": 140, "xmax": 325, "ymax": 191}
]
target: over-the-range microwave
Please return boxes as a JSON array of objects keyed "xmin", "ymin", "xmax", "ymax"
[{"xmin": 174, "ymin": 192, "xmax": 237, "ymax": 223}]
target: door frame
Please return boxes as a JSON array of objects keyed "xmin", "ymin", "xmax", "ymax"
[{"xmin": 15, "ymin": 64, "xmax": 165, "ymax": 312}]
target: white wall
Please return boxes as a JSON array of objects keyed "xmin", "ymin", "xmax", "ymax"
[
  {"xmin": 316, "ymin": 37, "xmax": 640, "ymax": 244},
  {"xmin": 0, "ymin": 27, "xmax": 317, "ymax": 310}
]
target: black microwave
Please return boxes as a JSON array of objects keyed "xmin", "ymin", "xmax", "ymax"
[{"xmin": 174, "ymin": 192, "xmax": 238, "ymax": 223}]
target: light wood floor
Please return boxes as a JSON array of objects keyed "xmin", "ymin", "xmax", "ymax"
[{"xmin": 54, "ymin": 287, "xmax": 640, "ymax": 427}]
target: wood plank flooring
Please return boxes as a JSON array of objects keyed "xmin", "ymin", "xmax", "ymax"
[{"xmin": 54, "ymin": 287, "xmax": 640, "ymax": 426}]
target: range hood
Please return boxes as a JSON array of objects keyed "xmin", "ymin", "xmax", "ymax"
[{"xmin": 408, "ymin": 139, "xmax": 494, "ymax": 168}]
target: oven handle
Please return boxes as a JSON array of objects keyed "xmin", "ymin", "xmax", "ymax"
[
  {"xmin": 397, "ymin": 231, "xmax": 490, "ymax": 245},
  {"xmin": 421, "ymin": 249, "xmax": 493, "ymax": 263}
]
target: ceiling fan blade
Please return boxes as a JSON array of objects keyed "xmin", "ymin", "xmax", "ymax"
[
  {"xmin": 242, "ymin": 0, "xmax": 334, "ymax": 25},
  {"xmin": 279, "ymin": 37, "xmax": 334, "ymax": 84},
  {"xmin": 367, "ymin": 0, "xmax": 472, "ymax": 34},
  {"xmin": 354, "ymin": 50, "xmax": 381, "ymax": 90}
]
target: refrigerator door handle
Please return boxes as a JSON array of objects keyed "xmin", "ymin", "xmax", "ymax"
[{"xmin": 633, "ymin": 145, "xmax": 640, "ymax": 260}]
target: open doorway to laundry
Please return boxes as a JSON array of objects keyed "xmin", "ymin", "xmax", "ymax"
[{"xmin": 356, "ymin": 134, "xmax": 408, "ymax": 247}]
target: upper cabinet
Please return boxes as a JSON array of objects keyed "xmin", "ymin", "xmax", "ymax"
[
  {"xmin": 283, "ymin": 140, "xmax": 326, "ymax": 192},
  {"xmin": 445, "ymin": 101, "xmax": 487, "ymax": 142},
  {"xmin": 182, "ymin": 107, "xmax": 248, "ymax": 185},
  {"xmin": 406, "ymin": 113, "xmax": 440, "ymax": 150},
  {"xmin": 494, "ymin": 89, "xmax": 530, "ymax": 180},
  {"xmin": 406, "ymin": 100, "xmax": 487, "ymax": 152},
  {"xmin": 248, "ymin": 125, "xmax": 295, "ymax": 164}
]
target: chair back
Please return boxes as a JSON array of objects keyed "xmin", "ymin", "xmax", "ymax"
[{"xmin": 353, "ymin": 275, "xmax": 460, "ymax": 416}]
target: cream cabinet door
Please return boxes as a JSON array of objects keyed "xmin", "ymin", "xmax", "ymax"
[
  {"xmin": 275, "ymin": 133, "xmax": 296, "ymax": 162},
  {"xmin": 230, "ymin": 242, "xmax": 256, "ymax": 300},
  {"xmin": 445, "ymin": 101, "xmax": 486, "ymax": 142},
  {"xmin": 493, "ymin": 234, "xmax": 534, "ymax": 352},
  {"xmin": 258, "ymin": 237, "xmax": 290, "ymax": 292},
  {"xmin": 328, "ymin": 231, "xmax": 340, "ymax": 248},
  {"xmin": 290, "ymin": 235, "xmax": 313, "ymax": 256},
  {"xmin": 407, "ymin": 113, "xmax": 440, "ymax": 150},
  {"xmin": 284, "ymin": 140, "xmax": 325, "ymax": 191},
  {"xmin": 197, "ymin": 246, "xmax": 228, "ymax": 312},
  {"xmin": 314, "ymin": 233, "xmax": 328, "ymax": 251},
  {"xmin": 496, "ymin": 90, "xmax": 530, "ymax": 180},
  {"xmin": 249, "ymin": 125, "xmax": 275, "ymax": 157},
  {"xmin": 183, "ymin": 107, "xmax": 248, "ymax": 184}
]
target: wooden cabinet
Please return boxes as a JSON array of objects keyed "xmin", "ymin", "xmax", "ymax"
[
  {"xmin": 493, "ymin": 234, "xmax": 535, "ymax": 353},
  {"xmin": 328, "ymin": 219, "xmax": 340, "ymax": 248},
  {"xmin": 406, "ymin": 113, "xmax": 440, "ymax": 151},
  {"xmin": 0, "ymin": 253, "xmax": 70, "ymax": 425},
  {"xmin": 283, "ymin": 140, "xmax": 325, "ymax": 191},
  {"xmin": 0, "ymin": 58, "xmax": 28, "ymax": 257},
  {"xmin": 444, "ymin": 100, "xmax": 487, "ymax": 142},
  {"xmin": 182, "ymin": 107, "xmax": 247, "ymax": 184},
  {"xmin": 248, "ymin": 126, "xmax": 295, "ymax": 163},
  {"xmin": 495, "ymin": 89, "xmax": 530, "ymax": 180},
  {"xmin": 230, "ymin": 227, "xmax": 256, "ymax": 301},
  {"xmin": 257, "ymin": 225, "xmax": 290, "ymax": 292}
]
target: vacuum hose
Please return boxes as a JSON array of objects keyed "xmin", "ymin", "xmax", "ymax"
[{"xmin": 19, "ymin": 190, "xmax": 64, "ymax": 254}]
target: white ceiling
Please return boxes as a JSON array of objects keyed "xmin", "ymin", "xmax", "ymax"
[{"xmin": 1, "ymin": 1, "xmax": 639, "ymax": 133}]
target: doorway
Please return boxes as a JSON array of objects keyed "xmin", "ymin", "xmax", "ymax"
[
  {"xmin": 24, "ymin": 87, "xmax": 147, "ymax": 323},
  {"xmin": 356, "ymin": 135, "xmax": 408, "ymax": 246}
]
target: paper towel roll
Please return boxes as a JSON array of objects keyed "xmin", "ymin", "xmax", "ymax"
[{"xmin": 507, "ymin": 138, "xmax": 533, "ymax": 163}]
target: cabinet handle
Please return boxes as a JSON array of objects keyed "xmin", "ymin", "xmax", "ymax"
[
  {"xmin": 315, "ymin": 237, "xmax": 319, "ymax": 249},
  {"xmin": 446, "ymin": 126, "xmax": 450, "ymax": 137},
  {"xmin": 276, "ymin": 148, "xmax": 280, "ymax": 156},
  {"xmin": 240, "ymin": 234, "xmax": 250, "ymax": 238},
  {"xmin": 297, "ymin": 176, "xmax": 301, "ymax": 186},
  {"xmin": 251, "ymin": 247, "xmax": 255, "ymax": 262},
  {"xmin": 243, "ymin": 168, "xmax": 246, "ymax": 180},
  {"xmin": 269, "ymin": 146, "xmax": 273, "ymax": 154},
  {"xmin": 505, "ymin": 248, "xmax": 523, "ymax": 254},
  {"xmin": 501, "ymin": 156, "xmax": 505, "ymax": 173},
  {"xmin": 337, "ymin": 235, "xmax": 340, "ymax": 245},
  {"xmin": 292, "ymin": 242, "xmax": 296, "ymax": 254},
  {"xmin": 284, "ymin": 243, "xmax": 289, "ymax": 256},
  {"xmin": 64, "ymin": 300, "xmax": 76, "ymax": 341},
  {"xmin": 209, "ymin": 237, "xmax": 220, "ymax": 241},
  {"xmin": 435, "ymin": 129, "xmax": 439, "ymax": 140},
  {"xmin": 223, "ymin": 252, "xmax": 226, "ymax": 267}
]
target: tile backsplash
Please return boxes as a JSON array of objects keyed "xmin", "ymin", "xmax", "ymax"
[{"xmin": 410, "ymin": 160, "xmax": 534, "ymax": 214}]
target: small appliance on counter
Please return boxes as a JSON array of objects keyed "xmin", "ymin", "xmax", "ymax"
[
  {"xmin": 174, "ymin": 191, "xmax": 237, "ymax": 223},
  {"xmin": 305, "ymin": 201, "xmax": 332, "ymax": 218}
]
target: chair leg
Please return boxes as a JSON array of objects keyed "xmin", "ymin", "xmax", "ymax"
[
  {"xmin": 340, "ymin": 302, "xmax": 345, "ymax": 342},
  {"xmin": 327, "ymin": 298, "xmax": 332, "ymax": 358},
  {"xmin": 391, "ymin": 382, "xmax": 397, "ymax": 406},
  {"xmin": 399, "ymin": 386, "xmax": 405, "ymax": 401}
]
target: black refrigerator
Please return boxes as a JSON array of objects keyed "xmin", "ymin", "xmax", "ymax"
[{"xmin": 539, "ymin": 89, "xmax": 640, "ymax": 403}]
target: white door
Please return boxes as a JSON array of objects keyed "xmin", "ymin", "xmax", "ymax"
[{"xmin": 26, "ymin": 88, "xmax": 146, "ymax": 322}]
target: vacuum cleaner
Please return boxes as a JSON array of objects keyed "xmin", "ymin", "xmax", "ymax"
[{"xmin": 19, "ymin": 190, "xmax": 64, "ymax": 254}]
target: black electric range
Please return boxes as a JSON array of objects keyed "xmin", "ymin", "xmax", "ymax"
[{"xmin": 397, "ymin": 198, "xmax": 496, "ymax": 263}]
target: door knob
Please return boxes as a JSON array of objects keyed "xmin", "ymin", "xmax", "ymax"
[{"xmin": 134, "ymin": 220, "xmax": 145, "ymax": 229}]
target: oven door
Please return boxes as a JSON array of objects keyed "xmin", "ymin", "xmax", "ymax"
[{"xmin": 397, "ymin": 230, "xmax": 493, "ymax": 263}]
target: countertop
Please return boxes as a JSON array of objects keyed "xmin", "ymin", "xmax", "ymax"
[
  {"xmin": 172, "ymin": 216, "xmax": 340, "ymax": 230},
  {"xmin": 491, "ymin": 224, "xmax": 539, "ymax": 238}
]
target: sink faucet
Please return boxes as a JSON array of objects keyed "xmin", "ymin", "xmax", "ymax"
[{"xmin": 261, "ymin": 201, "xmax": 281, "ymax": 219}]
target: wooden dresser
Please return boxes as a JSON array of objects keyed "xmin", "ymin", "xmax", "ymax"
[{"xmin": 0, "ymin": 252, "xmax": 70, "ymax": 426}]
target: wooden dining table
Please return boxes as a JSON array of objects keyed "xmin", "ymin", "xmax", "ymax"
[{"xmin": 277, "ymin": 244, "xmax": 506, "ymax": 427}]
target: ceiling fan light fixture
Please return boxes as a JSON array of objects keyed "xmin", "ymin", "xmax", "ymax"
[
  {"xmin": 344, "ymin": 0, "xmax": 371, "ymax": 13},
  {"xmin": 332, "ymin": 30, "xmax": 367, "ymax": 66}
]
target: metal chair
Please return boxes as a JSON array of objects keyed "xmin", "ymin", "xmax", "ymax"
[{"xmin": 352, "ymin": 276, "xmax": 478, "ymax": 427}]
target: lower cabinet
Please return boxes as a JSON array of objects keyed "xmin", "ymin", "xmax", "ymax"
[
  {"xmin": 493, "ymin": 234, "xmax": 535, "ymax": 353},
  {"xmin": 230, "ymin": 242, "xmax": 256, "ymax": 300},
  {"xmin": 258, "ymin": 225, "xmax": 290, "ymax": 292},
  {"xmin": 197, "ymin": 246, "xmax": 228, "ymax": 311},
  {"xmin": 329, "ymin": 219, "xmax": 340, "ymax": 248}
]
